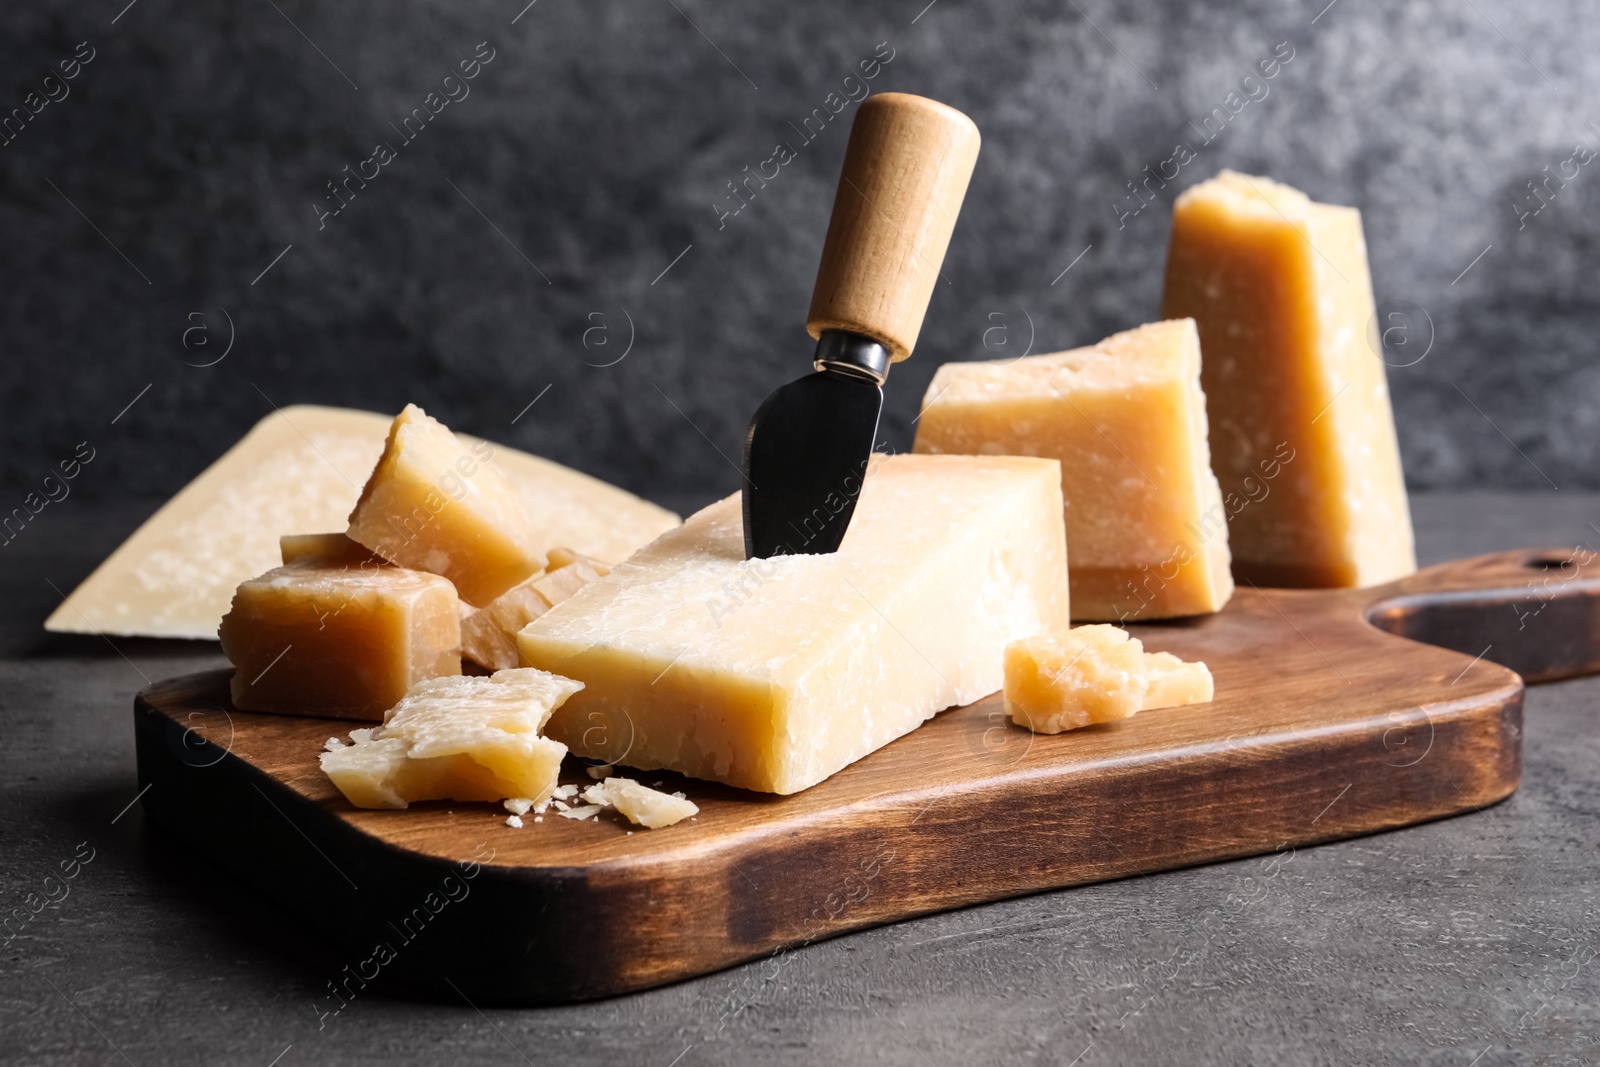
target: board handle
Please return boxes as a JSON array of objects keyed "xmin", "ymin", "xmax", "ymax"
[
  {"xmin": 805, "ymin": 93, "xmax": 981, "ymax": 362},
  {"xmin": 1365, "ymin": 547, "xmax": 1600, "ymax": 683}
]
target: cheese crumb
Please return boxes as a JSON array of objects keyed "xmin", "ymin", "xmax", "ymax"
[
  {"xmin": 582, "ymin": 777, "xmax": 699, "ymax": 829},
  {"xmin": 586, "ymin": 764, "xmax": 613, "ymax": 780},
  {"xmin": 553, "ymin": 784, "xmax": 578, "ymax": 800},
  {"xmin": 324, "ymin": 737, "xmax": 343, "ymax": 751},
  {"xmin": 559, "ymin": 805, "xmax": 603, "ymax": 820},
  {"xmin": 503, "ymin": 797, "xmax": 533, "ymax": 816},
  {"xmin": 1004, "ymin": 625, "xmax": 1213, "ymax": 734},
  {"xmin": 505, "ymin": 815, "xmax": 523, "ymax": 828}
]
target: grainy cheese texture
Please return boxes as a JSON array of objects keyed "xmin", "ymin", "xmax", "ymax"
[
  {"xmin": 460, "ymin": 551, "xmax": 611, "ymax": 672},
  {"xmin": 914, "ymin": 319, "xmax": 1233, "ymax": 622},
  {"xmin": 44, "ymin": 405, "xmax": 679, "ymax": 639},
  {"xmin": 1160, "ymin": 171, "xmax": 1415, "ymax": 587},
  {"xmin": 518, "ymin": 454, "xmax": 1072, "ymax": 794},
  {"xmin": 218, "ymin": 559, "xmax": 461, "ymax": 720},
  {"xmin": 319, "ymin": 669, "xmax": 580, "ymax": 809},
  {"xmin": 1004, "ymin": 624, "xmax": 1213, "ymax": 734},
  {"xmin": 346, "ymin": 405, "xmax": 546, "ymax": 607}
]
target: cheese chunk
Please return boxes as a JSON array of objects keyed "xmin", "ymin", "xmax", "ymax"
[
  {"xmin": 1004, "ymin": 624, "xmax": 1213, "ymax": 734},
  {"xmin": 582, "ymin": 777, "xmax": 698, "ymax": 828},
  {"xmin": 1160, "ymin": 171, "xmax": 1415, "ymax": 587},
  {"xmin": 218, "ymin": 559, "xmax": 461, "ymax": 720},
  {"xmin": 319, "ymin": 669, "xmax": 580, "ymax": 809},
  {"xmin": 518, "ymin": 454, "xmax": 1071, "ymax": 794},
  {"xmin": 279, "ymin": 532, "xmax": 378, "ymax": 565},
  {"xmin": 915, "ymin": 320, "xmax": 1232, "ymax": 622},
  {"xmin": 45, "ymin": 405, "xmax": 679, "ymax": 639},
  {"xmin": 461, "ymin": 551, "xmax": 611, "ymax": 671},
  {"xmin": 347, "ymin": 405, "xmax": 543, "ymax": 606}
]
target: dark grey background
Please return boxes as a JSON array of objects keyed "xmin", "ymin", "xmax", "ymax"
[{"xmin": 1, "ymin": 0, "xmax": 1596, "ymax": 507}]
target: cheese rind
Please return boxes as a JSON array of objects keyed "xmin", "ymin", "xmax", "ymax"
[
  {"xmin": 1004, "ymin": 624, "xmax": 1213, "ymax": 734},
  {"xmin": 518, "ymin": 454, "xmax": 1072, "ymax": 794},
  {"xmin": 319, "ymin": 669, "xmax": 580, "ymax": 810},
  {"xmin": 44, "ymin": 405, "xmax": 679, "ymax": 639},
  {"xmin": 347, "ymin": 405, "xmax": 544, "ymax": 606},
  {"xmin": 218, "ymin": 559, "xmax": 461, "ymax": 720},
  {"xmin": 914, "ymin": 319, "xmax": 1233, "ymax": 621},
  {"xmin": 582, "ymin": 777, "xmax": 698, "ymax": 828},
  {"xmin": 1159, "ymin": 171, "xmax": 1415, "ymax": 587}
]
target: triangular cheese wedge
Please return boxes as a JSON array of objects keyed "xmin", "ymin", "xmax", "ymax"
[{"xmin": 46, "ymin": 405, "xmax": 678, "ymax": 639}]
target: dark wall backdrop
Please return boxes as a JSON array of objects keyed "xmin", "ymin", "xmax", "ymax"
[{"xmin": 3, "ymin": 0, "xmax": 1596, "ymax": 506}]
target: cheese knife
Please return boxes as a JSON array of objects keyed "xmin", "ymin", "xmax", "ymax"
[{"xmin": 741, "ymin": 92, "xmax": 981, "ymax": 559}]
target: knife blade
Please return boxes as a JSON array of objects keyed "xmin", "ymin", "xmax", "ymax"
[{"xmin": 741, "ymin": 92, "xmax": 981, "ymax": 560}]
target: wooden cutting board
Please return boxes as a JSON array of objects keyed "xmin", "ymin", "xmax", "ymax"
[{"xmin": 133, "ymin": 548, "xmax": 1600, "ymax": 1005}]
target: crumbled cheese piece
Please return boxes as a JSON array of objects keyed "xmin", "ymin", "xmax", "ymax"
[
  {"xmin": 533, "ymin": 816, "xmax": 543, "ymax": 823},
  {"xmin": 552, "ymin": 784, "xmax": 578, "ymax": 800},
  {"xmin": 559, "ymin": 805, "xmax": 603, "ymax": 820},
  {"xmin": 503, "ymin": 797, "xmax": 533, "ymax": 816},
  {"xmin": 552, "ymin": 800, "xmax": 570, "ymax": 811},
  {"xmin": 582, "ymin": 777, "xmax": 699, "ymax": 829},
  {"xmin": 325, "ymin": 737, "xmax": 343, "ymax": 751},
  {"xmin": 348, "ymin": 728, "xmax": 375, "ymax": 744},
  {"xmin": 586, "ymin": 764, "xmax": 613, "ymax": 780},
  {"xmin": 1004, "ymin": 625, "xmax": 1214, "ymax": 734},
  {"xmin": 318, "ymin": 668, "xmax": 581, "ymax": 809},
  {"xmin": 505, "ymin": 815, "xmax": 523, "ymax": 828}
]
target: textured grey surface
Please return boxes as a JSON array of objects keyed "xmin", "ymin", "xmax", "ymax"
[
  {"xmin": 0, "ymin": 492, "xmax": 1596, "ymax": 1066},
  {"xmin": 1, "ymin": 0, "xmax": 1597, "ymax": 506}
]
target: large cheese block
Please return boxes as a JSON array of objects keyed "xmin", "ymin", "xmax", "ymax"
[
  {"xmin": 914, "ymin": 319, "xmax": 1233, "ymax": 622},
  {"xmin": 1160, "ymin": 171, "xmax": 1415, "ymax": 587},
  {"xmin": 517, "ymin": 454, "xmax": 1071, "ymax": 795},
  {"xmin": 45, "ymin": 406, "xmax": 679, "ymax": 639}
]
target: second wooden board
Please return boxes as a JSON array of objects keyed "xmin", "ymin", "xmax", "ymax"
[{"xmin": 133, "ymin": 548, "xmax": 1600, "ymax": 1004}]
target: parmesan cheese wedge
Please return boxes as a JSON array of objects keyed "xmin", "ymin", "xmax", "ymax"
[
  {"xmin": 219, "ymin": 558, "xmax": 461, "ymax": 720},
  {"xmin": 347, "ymin": 404, "xmax": 543, "ymax": 607},
  {"xmin": 1160, "ymin": 171, "xmax": 1415, "ymax": 587},
  {"xmin": 319, "ymin": 668, "xmax": 581, "ymax": 810},
  {"xmin": 914, "ymin": 319, "xmax": 1233, "ymax": 621},
  {"xmin": 1004, "ymin": 624, "xmax": 1213, "ymax": 734},
  {"xmin": 44, "ymin": 405, "xmax": 679, "ymax": 639},
  {"xmin": 518, "ymin": 453, "xmax": 1072, "ymax": 794}
]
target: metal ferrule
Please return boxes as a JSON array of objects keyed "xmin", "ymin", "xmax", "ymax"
[{"xmin": 813, "ymin": 329, "xmax": 892, "ymax": 385}]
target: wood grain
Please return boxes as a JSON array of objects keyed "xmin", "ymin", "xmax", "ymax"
[
  {"xmin": 134, "ymin": 548, "xmax": 1600, "ymax": 1004},
  {"xmin": 805, "ymin": 93, "xmax": 980, "ymax": 361}
]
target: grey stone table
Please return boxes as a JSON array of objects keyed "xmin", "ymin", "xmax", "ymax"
[{"xmin": 2, "ymin": 493, "xmax": 1596, "ymax": 1066}]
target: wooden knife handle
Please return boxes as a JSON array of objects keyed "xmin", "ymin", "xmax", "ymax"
[{"xmin": 806, "ymin": 93, "xmax": 981, "ymax": 363}]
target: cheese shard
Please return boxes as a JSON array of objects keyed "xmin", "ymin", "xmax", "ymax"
[
  {"xmin": 279, "ymin": 532, "xmax": 378, "ymax": 565},
  {"xmin": 518, "ymin": 454, "xmax": 1071, "ymax": 795},
  {"xmin": 1160, "ymin": 170, "xmax": 1416, "ymax": 588},
  {"xmin": 44, "ymin": 405, "xmax": 679, "ymax": 639},
  {"xmin": 347, "ymin": 405, "xmax": 543, "ymax": 606},
  {"xmin": 914, "ymin": 320, "xmax": 1233, "ymax": 622},
  {"xmin": 582, "ymin": 777, "xmax": 698, "ymax": 828},
  {"xmin": 460, "ymin": 551, "xmax": 611, "ymax": 672},
  {"xmin": 1003, "ymin": 624, "xmax": 1213, "ymax": 734},
  {"xmin": 218, "ymin": 559, "xmax": 461, "ymax": 720},
  {"xmin": 319, "ymin": 669, "xmax": 580, "ymax": 809}
]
